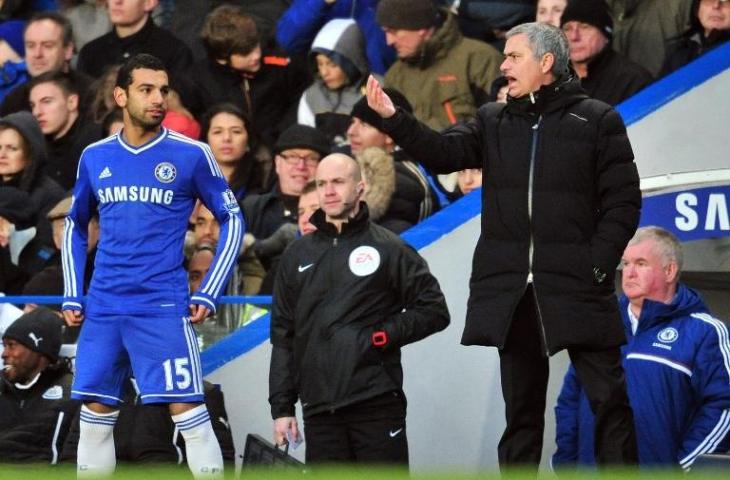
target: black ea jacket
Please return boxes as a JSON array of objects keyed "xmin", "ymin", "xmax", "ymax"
[
  {"xmin": 269, "ymin": 205, "xmax": 449, "ymax": 419},
  {"xmin": 381, "ymin": 76, "xmax": 641, "ymax": 354}
]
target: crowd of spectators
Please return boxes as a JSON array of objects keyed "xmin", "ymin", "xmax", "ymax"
[{"xmin": 0, "ymin": 0, "xmax": 728, "ymax": 467}]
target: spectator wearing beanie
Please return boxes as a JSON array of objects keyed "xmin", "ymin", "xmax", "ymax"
[
  {"xmin": 242, "ymin": 124, "xmax": 330, "ymax": 294},
  {"xmin": 0, "ymin": 307, "xmax": 80, "ymax": 463},
  {"xmin": 561, "ymin": 0, "xmax": 653, "ymax": 105},
  {"xmin": 376, "ymin": 0, "xmax": 502, "ymax": 131},
  {"xmin": 348, "ymin": 89, "xmax": 442, "ymax": 232}
]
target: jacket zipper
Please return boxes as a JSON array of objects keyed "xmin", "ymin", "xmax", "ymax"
[{"xmin": 528, "ymin": 115, "xmax": 548, "ymax": 356}]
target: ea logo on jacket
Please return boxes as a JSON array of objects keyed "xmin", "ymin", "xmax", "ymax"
[
  {"xmin": 349, "ymin": 246, "xmax": 380, "ymax": 276},
  {"xmin": 657, "ymin": 327, "xmax": 679, "ymax": 343}
]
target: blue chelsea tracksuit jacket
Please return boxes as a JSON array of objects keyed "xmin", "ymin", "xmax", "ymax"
[{"xmin": 553, "ymin": 284, "xmax": 730, "ymax": 469}]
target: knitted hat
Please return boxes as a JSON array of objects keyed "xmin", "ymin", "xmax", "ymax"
[
  {"xmin": 0, "ymin": 20, "xmax": 26, "ymax": 58},
  {"xmin": 376, "ymin": 0, "xmax": 440, "ymax": 30},
  {"xmin": 273, "ymin": 124, "xmax": 331, "ymax": 157},
  {"xmin": 350, "ymin": 88, "xmax": 412, "ymax": 132},
  {"xmin": 560, "ymin": 0, "xmax": 614, "ymax": 40},
  {"xmin": 3, "ymin": 307, "xmax": 63, "ymax": 363}
]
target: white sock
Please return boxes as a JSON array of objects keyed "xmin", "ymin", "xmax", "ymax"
[
  {"xmin": 172, "ymin": 404, "xmax": 224, "ymax": 479},
  {"xmin": 78, "ymin": 405, "xmax": 119, "ymax": 478}
]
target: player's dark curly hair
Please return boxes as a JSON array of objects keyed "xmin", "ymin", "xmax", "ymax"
[{"xmin": 115, "ymin": 54, "xmax": 167, "ymax": 90}]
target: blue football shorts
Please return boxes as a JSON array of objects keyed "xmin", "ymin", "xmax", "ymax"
[{"xmin": 72, "ymin": 312, "xmax": 205, "ymax": 406}]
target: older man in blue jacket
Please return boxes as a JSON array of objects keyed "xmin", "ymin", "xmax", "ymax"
[{"xmin": 553, "ymin": 226, "xmax": 730, "ymax": 470}]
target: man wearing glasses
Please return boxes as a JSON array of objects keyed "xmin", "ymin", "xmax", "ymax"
[{"xmin": 242, "ymin": 124, "xmax": 331, "ymax": 293}]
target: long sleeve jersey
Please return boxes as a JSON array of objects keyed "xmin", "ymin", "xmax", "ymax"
[{"xmin": 62, "ymin": 128, "xmax": 244, "ymax": 316}]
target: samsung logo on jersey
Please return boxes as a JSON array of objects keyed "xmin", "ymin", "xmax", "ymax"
[{"xmin": 97, "ymin": 186, "xmax": 174, "ymax": 205}]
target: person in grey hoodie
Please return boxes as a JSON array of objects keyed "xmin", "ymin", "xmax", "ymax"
[{"xmin": 298, "ymin": 18, "xmax": 378, "ymax": 145}]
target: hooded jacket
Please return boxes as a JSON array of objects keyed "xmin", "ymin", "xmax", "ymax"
[
  {"xmin": 357, "ymin": 147, "xmax": 438, "ymax": 233},
  {"xmin": 298, "ymin": 19, "xmax": 371, "ymax": 137},
  {"xmin": 0, "ymin": 112, "xmax": 65, "ymax": 250},
  {"xmin": 276, "ymin": 0, "xmax": 395, "ymax": 76},
  {"xmin": 384, "ymin": 10, "xmax": 502, "ymax": 131},
  {"xmin": 553, "ymin": 285, "xmax": 730, "ymax": 468},
  {"xmin": 380, "ymin": 75, "xmax": 641, "ymax": 353},
  {"xmin": 269, "ymin": 204, "xmax": 449, "ymax": 419}
]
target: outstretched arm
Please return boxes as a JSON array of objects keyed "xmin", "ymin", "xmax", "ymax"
[{"xmin": 364, "ymin": 75, "xmax": 484, "ymax": 174}]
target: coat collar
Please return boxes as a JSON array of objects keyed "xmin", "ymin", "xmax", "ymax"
[{"xmin": 311, "ymin": 202, "xmax": 371, "ymax": 238}]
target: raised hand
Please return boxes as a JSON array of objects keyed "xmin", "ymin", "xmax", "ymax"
[{"xmin": 366, "ymin": 75, "xmax": 396, "ymax": 119}]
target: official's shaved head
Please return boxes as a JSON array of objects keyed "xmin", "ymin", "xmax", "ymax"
[
  {"xmin": 317, "ymin": 153, "xmax": 362, "ymax": 182},
  {"xmin": 315, "ymin": 153, "xmax": 365, "ymax": 226}
]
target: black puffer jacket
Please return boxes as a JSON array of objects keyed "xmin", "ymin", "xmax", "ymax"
[
  {"xmin": 0, "ymin": 364, "xmax": 79, "ymax": 462},
  {"xmin": 381, "ymin": 76, "xmax": 641, "ymax": 354},
  {"xmin": 269, "ymin": 204, "xmax": 449, "ymax": 419}
]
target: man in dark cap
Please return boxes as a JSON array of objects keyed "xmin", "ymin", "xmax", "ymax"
[
  {"xmin": 0, "ymin": 307, "xmax": 79, "ymax": 462},
  {"xmin": 561, "ymin": 0, "xmax": 653, "ymax": 105},
  {"xmin": 376, "ymin": 0, "xmax": 502, "ymax": 130},
  {"xmin": 242, "ymin": 124, "xmax": 331, "ymax": 293}
]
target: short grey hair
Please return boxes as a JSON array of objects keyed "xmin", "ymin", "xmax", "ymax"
[
  {"xmin": 506, "ymin": 22, "xmax": 570, "ymax": 78},
  {"xmin": 627, "ymin": 226, "xmax": 684, "ymax": 273}
]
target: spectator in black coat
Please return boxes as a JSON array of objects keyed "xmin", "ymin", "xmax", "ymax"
[
  {"xmin": 0, "ymin": 308, "xmax": 79, "ymax": 463},
  {"xmin": 663, "ymin": 0, "xmax": 730, "ymax": 74},
  {"xmin": 242, "ymin": 124, "xmax": 330, "ymax": 294},
  {"xmin": 187, "ymin": 4, "xmax": 310, "ymax": 151},
  {"xmin": 0, "ymin": 111, "xmax": 64, "ymax": 250},
  {"xmin": 77, "ymin": 0, "xmax": 192, "ymax": 82},
  {"xmin": 29, "ymin": 72, "xmax": 102, "ymax": 191},
  {"xmin": 561, "ymin": 0, "xmax": 653, "ymax": 105},
  {"xmin": 348, "ymin": 90, "xmax": 440, "ymax": 232}
]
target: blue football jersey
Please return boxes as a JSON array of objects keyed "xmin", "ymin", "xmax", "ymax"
[{"xmin": 62, "ymin": 128, "xmax": 245, "ymax": 315}]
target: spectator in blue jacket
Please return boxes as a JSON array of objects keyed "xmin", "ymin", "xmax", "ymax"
[
  {"xmin": 553, "ymin": 226, "xmax": 730, "ymax": 470},
  {"xmin": 276, "ymin": 0, "xmax": 396, "ymax": 75}
]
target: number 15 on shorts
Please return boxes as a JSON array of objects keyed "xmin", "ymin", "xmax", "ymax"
[{"xmin": 163, "ymin": 357, "xmax": 192, "ymax": 391}]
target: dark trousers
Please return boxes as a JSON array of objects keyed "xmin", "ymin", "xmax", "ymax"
[
  {"xmin": 304, "ymin": 391, "xmax": 409, "ymax": 465},
  {"xmin": 497, "ymin": 285, "xmax": 638, "ymax": 470}
]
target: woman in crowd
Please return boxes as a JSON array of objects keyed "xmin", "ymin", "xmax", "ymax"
[
  {"xmin": 536, "ymin": 0, "xmax": 567, "ymax": 27},
  {"xmin": 0, "ymin": 111, "xmax": 64, "ymax": 250},
  {"xmin": 201, "ymin": 103, "xmax": 269, "ymax": 202}
]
